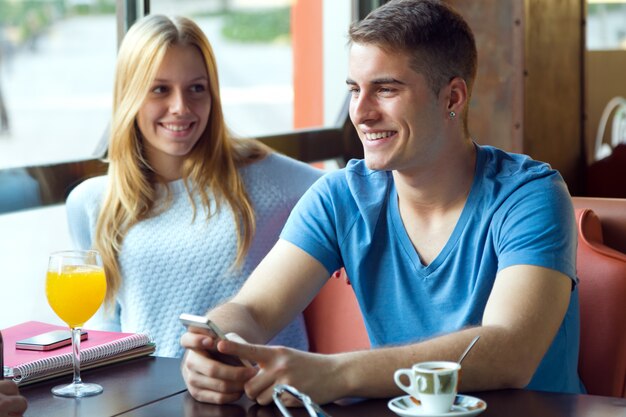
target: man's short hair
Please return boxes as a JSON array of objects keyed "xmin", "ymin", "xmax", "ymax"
[{"xmin": 349, "ymin": 0, "xmax": 477, "ymax": 98}]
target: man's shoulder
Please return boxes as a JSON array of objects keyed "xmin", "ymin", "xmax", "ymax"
[
  {"xmin": 333, "ymin": 159, "xmax": 391, "ymax": 186},
  {"xmin": 475, "ymin": 144, "xmax": 571, "ymax": 217},
  {"xmin": 308, "ymin": 159, "xmax": 392, "ymax": 212},
  {"xmin": 479, "ymin": 144, "xmax": 556, "ymax": 179},
  {"xmin": 344, "ymin": 158, "xmax": 388, "ymax": 177}
]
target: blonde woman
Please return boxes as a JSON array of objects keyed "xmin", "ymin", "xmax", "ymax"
[{"xmin": 66, "ymin": 15, "xmax": 322, "ymax": 357}]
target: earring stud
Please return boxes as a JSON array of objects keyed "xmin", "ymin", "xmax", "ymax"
[{"xmin": 449, "ymin": 111, "xmax": 456, "ymax": 119}]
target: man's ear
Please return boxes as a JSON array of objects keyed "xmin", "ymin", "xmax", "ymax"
[{"xmin": 445, "ymin": 77, "xmax": 469, "ymax": 114}]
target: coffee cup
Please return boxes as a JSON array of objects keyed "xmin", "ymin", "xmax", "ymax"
[{"xmin": 393, "ymin": 361, "xmax": 460, "ymax": 414}]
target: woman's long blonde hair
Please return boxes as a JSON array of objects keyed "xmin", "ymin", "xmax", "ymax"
[{"xmin": 95, "ymin": 15, "xmax": 269, "ymax": 306}]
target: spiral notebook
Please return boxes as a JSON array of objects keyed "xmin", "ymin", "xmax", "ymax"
[{"xmin": 2, "ymin": 321, "xmax": 155, "ymax": 385}]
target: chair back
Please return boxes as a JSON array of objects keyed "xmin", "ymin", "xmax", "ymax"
[
  {"xmin": 303, "ymin": 275, "xmax": 369, "ymax": 354},
  {"xmin": 572, "ymin": 197, "xmax": 626, "ymax": 397}
]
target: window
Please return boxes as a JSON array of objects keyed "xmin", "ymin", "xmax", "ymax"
[
  {"xmin": 585, "ymin": 1, "xmax": 626, "ymax": 165},
  {"xmin": 0, "ymin": 0, "xmax": 117, "ymax": 169},
  {"xmin": 587, "ymin": 1, "xmax": 626, "ymax": 50},
  {"xmin": 148, "ymin": 0, "xmax": 352, "ymax": 137}
]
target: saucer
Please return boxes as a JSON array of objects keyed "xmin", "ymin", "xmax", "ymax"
[{"xmin": 388, "ymin": 394, "xmax": 487, "ymax": 417}]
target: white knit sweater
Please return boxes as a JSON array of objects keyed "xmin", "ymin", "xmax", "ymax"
[{"xmin": 65, "ymin": 153, "xmax": 323, "ymax": 357}]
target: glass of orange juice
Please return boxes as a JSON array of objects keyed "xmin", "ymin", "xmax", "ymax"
[{"xmin": 46, "ymin": 250, "xmax": 107, "ymax": 397}]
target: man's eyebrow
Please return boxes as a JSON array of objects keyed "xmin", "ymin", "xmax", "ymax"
[
  {"xmin": 345, "ymin": 77, "xmax": 406, "ymax": 85},
  {"xmin": 372, "ymin": 77, "xmax": 406, "ymax": 85}
]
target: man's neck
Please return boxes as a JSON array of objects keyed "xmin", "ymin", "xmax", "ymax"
[
  {"xmin": 393, "ymin": 138, "xmax": 476, "ymax": 219},
  {"xmin": 392, "ymin": 138, "xmax": 476, "ymax": 265}
]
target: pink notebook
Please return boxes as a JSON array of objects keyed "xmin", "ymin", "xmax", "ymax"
[{"xmin": 2, "ymin": 321, "xmax": 154, "ymax": 385}]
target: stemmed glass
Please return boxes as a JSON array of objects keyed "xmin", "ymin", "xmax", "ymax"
[{"xmin": 45, "ymin": 250, "xmax": 107, "ymax": 397}]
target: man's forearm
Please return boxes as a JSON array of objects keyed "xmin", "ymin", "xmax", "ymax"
[
  {"xmin": 206, "ymin": 301, "xmax": 272, "ymax": 345},
  {"xmin": 333, "ymin": 326, "xmax": 535, "ymax": 399}
]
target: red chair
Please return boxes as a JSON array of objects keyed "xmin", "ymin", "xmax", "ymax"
[
  {"xmin": 303, "ymin": 270, "xmax": 369, "ymax": 354},
  {"xmin": 573, "ymin": 197, "xmax": 626, "ymax": 254},
  {"xmin": 572, "ymin": 197, "xmax": 626, "ymax": 397}
]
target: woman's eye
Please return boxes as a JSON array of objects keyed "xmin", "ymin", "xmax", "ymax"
[
  {"xmin": 190, "ymin": 84, "xmax": 207, "ymax": 93},
  {"xmin": 151, "ymin": 86, "xmax": 167, "ymax": 94}
]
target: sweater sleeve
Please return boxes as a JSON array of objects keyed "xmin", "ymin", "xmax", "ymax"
[
  {"xmin": 65, "ymin": 176, "xmax": 107, "ymax": 250},
  {"xmin": 66, "ymin": 176, "xmax": 121, "ymax": 331},
  {"xmin": 87, "ymin": 302, "xmax": 122, "ymax": 332}
]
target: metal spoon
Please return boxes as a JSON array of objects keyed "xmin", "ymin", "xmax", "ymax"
[{"xmin": 458, "ymin": 335, "xmax": 480, "ymax": 365}]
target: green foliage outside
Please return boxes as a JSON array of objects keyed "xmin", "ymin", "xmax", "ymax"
[
  {"xmin": 220, "ymin": 7, "xmax": 291, "ymax": 44},
  {"xmin": 588, "ymin": 4, "xmax": 626, "ymax": 16},
  {"xmin": 0, "ymin": 1, "xmax": 289, "ymax": 47},
  {"xmin": 0, "ymin": 0, "xmax": 63, "ymax": 42},
  {"xmin": 0, "ymin": 0, "xmax": 114, "ymax": 47},
  {"xmin": 71, "ymin": 0, "xmax": 115, "ymax": 15}
]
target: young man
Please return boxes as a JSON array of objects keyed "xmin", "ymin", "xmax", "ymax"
[{"xmin": 181, "ymin": 0, "xmax": 582, "ymax": 405}]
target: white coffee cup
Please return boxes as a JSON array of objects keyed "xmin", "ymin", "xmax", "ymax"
[{"xmin": 393, "ymin": 361, "xmax": 461, "ymax": 414}]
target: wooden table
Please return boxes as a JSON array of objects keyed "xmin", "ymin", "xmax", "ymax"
[
  {"xmin": 20, "ymin": 356, "xmax": 187, "ymax": 416},
  {"xmin": 20, "ymin": 356, "xmax": 626, "ymax": 416},
  {"xmin": 126, "ymin": 389, "xmax": 626, "ymax": 417}
]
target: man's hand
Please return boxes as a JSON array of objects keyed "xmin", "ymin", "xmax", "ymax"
[
  {"xmin": 218, "ymin": 339, "xmax": 342, "ymax": 406},
  {"xmin": 0, "ymin": 380, "xmax": 27, "ymax": 417},
  {"xmin": 181, "ymin": 331, "xmax": 258, "ymax": 404}
]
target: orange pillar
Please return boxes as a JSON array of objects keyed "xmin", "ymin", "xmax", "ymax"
[{"xmin": 291, "ymin": 0, "xmax": 324, "ymax": 129}]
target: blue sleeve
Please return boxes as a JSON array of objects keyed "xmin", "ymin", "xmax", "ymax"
[
  {"xmin": 493, "ymin": 173, "xmax": 577, "ymax": 283},
  {"xmin": 280, "ymin": 175, "xmax": 343, "ymax": 274}
]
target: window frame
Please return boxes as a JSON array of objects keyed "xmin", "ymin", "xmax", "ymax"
[{"xmin": 0, "ymin": 0, "xmax": 385, "ymax": 213}]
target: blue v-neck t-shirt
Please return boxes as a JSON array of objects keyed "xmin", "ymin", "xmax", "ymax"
[{"xmin": 280, "ymin": 144, "xmax": 582, "ymax": 394}]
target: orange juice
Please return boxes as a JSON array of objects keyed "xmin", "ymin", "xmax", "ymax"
[{"xmin": 46, "ymin": 265, "xmax": 106, "ymax": 328}]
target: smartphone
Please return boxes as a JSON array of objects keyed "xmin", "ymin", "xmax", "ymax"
[
  {"xmin": 16, "ymin": 329, "xmax": 88, "ymax": 351},
  {"xmin": 179, "ymin": 313, "xmax": 254, "ymax": 368}
]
